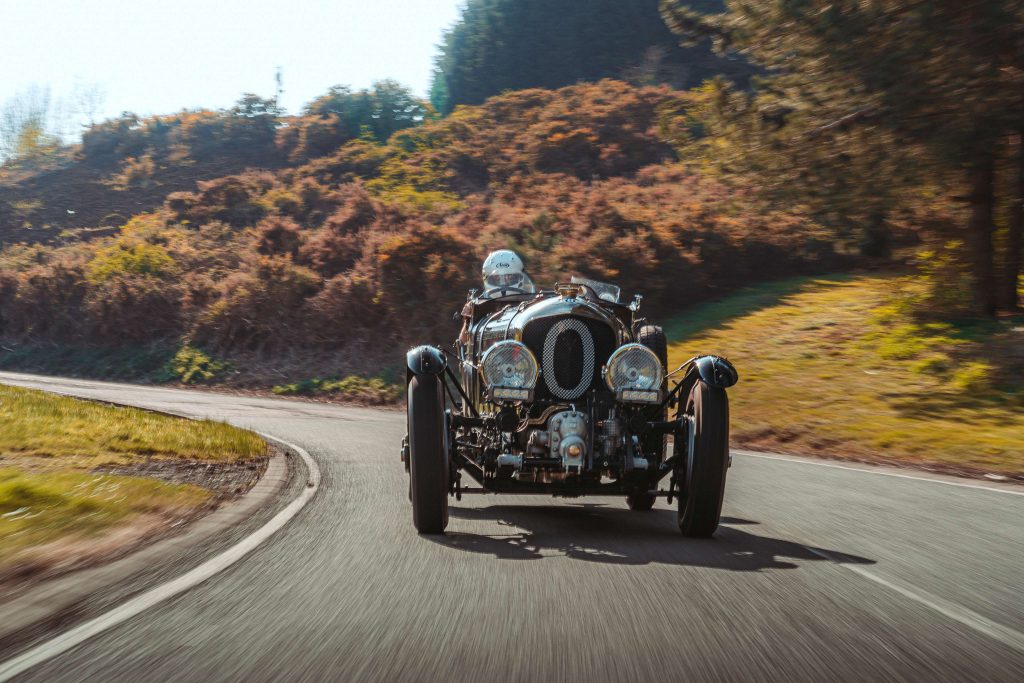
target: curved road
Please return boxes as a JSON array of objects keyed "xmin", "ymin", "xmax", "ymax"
[{"xmin": 1, "ymin": 371, "xmax": 1022, "ymax": 681}]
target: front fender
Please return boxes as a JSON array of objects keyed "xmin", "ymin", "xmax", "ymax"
[
  {"xmin": 406, "ymin": 345, "xmax": 448, "ymax": 380},
  {"xmin": 693, "ymin": 355, "xmax": 738, "ymax": 389}
]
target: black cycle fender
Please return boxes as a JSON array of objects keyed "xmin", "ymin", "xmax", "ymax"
[
  {"xmin": 693, "ymin": 355, "xmax": 739, "ymax": 389},
  {"xmin": 406, "ymin": 345, "xmax": 448, "ymax": 381}
]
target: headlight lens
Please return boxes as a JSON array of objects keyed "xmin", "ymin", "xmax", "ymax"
[
  {"xmin": 605, "ymin": 343, "xmax": 663, "ymax": 393},
  {"xmin": 481, "ymin": 341, "xmax": 539, "ymax": 390}
]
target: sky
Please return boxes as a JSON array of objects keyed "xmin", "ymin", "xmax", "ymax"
[{"xmin": 1, "ymin": 0, "xmax": 464, "ymax": 128}]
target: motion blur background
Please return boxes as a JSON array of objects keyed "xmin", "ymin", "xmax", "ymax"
[{"xmin": 1, "ymin": 0, "xmax": 1022, "ymax": 475}]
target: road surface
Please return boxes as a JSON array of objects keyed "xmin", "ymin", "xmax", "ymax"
[{"xmin": 1, "ymin": 371, "xmax": 1022, "ymax": 682}]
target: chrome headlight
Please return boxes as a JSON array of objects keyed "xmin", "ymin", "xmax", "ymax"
[
  {"xmin": 605, "ymin": 343, "xmax": 663, "ymax": 402},
  {"xmin": 481, "ymin": 341, "xmax": 539, "ymax": 398}
]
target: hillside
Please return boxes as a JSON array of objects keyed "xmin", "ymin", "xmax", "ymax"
[
  {"xmin": 0, "ymin": 80, "xmax": 845, "ymax": 389},
  {"xmin": 1, "ymin": 71, "xmax": 1019, "ymax": 475},
  {"xmin": 0, "ymin": 83, "xmax": 427, "ymax": 246},
  {"xmin": 665, "ymin": 274, "xmax": 1024, "ymax": 476},
  {"xmin": 0, "ymin": 154, "xmax": 275, "ymax": 246}
]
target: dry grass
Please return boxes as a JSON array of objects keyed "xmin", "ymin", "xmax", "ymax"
[
  {"xmin": 0, "ymin": 469, "xmax": 207, "ymax": 567},
  {"xmin": 0, "ymin": 384, "xmax": 266, "ymax": 467},
  {"xmin": 0, "ymin": 384, "xmax": 266, "ymax": 577},
  {"xmin": 665, "ymin": 274, "xmax": 1024, "ymax": 475}
]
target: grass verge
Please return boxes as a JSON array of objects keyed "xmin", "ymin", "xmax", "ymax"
[
  {"xmin": 0, "ymin": 384, "xmax": 266, "ymax": 466},
  {"xmin": 665, "ymin": 274, "xmax": 1024, "ymax": 476},
  {"xmin": 0, "ymin": 469, "xmax": 207, "ymax": 565},
  {"xmin": 271, "ymin": 375, "xmax": 403, "ymax": 404},
  {"xmin": 0, "ymin": 383, "xmax": 266, "ymax": 583}
]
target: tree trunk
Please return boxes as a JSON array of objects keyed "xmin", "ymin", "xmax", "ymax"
[
  {"xmin": 967, "ymin": 159, "xmax": 997, "ymax": 317},
  {"xmin": 861, "ymin": 210, "xmax": 891, "ymax": 258},
  {"xmin": 1002, "ymin": 134, "xmax": 1023, "ymax": 311}
]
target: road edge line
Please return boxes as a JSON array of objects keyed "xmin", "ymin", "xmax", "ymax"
[
  {"xmin": 0, "ymin": 432, "xmax": 321, "ymax": 683},
  {"xmin": 0, "ymin": 448, "xmax": 287, "ymax": 647},
  {"xmin": 805, "ymin": 546, "xmax": 1024, "ymax": 654},
  {"xmin": 734, "ymin": 450, "xmax": 1024, "ymax": 496}
]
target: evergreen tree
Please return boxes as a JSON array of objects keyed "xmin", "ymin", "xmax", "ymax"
[
  {"xmin": 662, "ymin": 0, "xmax": 1024, "ymax": 315},
  {"xmin": 304, "ymin": 81, "xmax": 429, "ymax": 142},
  {"xmin": 1004, "ymin": 133, "xmax": 1024, "ymax": 311},
  {"xmin": 431, "ymin": 0, "xmax": 750, "ymax": 113}
]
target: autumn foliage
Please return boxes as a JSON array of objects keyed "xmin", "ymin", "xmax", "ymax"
[{"xmin": 0, "ymin": 81, "xmax": 841, "ymax": 374}]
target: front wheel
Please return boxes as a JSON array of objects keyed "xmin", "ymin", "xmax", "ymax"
[
  {"xmin": 407, "ymin": 374, "xmax": 449, "ymax": 534},
  {"xmin": 638, "ymin": 324, "xmax": 669, "ymax": 465},
  {"xmin": 677, "ymin": 381, "xmax": 729, "ymax": 538}
]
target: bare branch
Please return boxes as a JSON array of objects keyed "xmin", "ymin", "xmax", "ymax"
[{"xmin": 802, "ymin": 108, "xmax": 876, "ymax": 140}]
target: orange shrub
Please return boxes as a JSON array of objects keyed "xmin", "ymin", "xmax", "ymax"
[
  {"xmin": 0, "ymin": 256, "xmax": 90, "ymax": 342},
  {"xmin": 192, "ymin": 256, "xmax": 320, "ymax": 351},
  {"xmin": 2, "ymin": 80, "xmax": 844, "ymax": 370},
  {"xmin": 187, "ymin": 173, "xmax": 274, "ymax": 228},
  {"xmin": 278, "ymin": 115, "xmax": 349, "ymax": 163},
  {"xmin": 303, "ymin": 261, "xmax": 383, "ymax": 346},
  {"xmin": 84, "ymin": 275, "xmax": 183, "ymax": 343},
  {"xmin": 255, "ymin": 216, "xmax": 303, "ymax": 257},
  {"xmin": 373, "ymin": 222, "xmax": 479, "ymax": 342}
]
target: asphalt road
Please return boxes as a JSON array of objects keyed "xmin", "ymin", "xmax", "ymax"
[{"xmin": 1, "ymin": 371, "xmax": 1023, "ymax": 682}]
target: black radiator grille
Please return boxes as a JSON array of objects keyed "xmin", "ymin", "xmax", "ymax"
[{"xmin": 522, "ymin": 315, "xmax": 617, "ymax": 401}]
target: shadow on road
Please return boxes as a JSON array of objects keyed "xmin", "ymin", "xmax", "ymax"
[{"xmin": 433, "ymin": 504, "xmax": 875, "ymax": 571}]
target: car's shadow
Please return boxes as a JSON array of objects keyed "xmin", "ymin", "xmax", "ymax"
[{"xmin": 430, "ymin": 504, "xmax": 875, "ymax": 571}]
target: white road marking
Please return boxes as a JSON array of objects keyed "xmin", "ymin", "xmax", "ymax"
[
  {"xmin": 806, "ymin": 546, "xmax": 1024, "ymax": 654},
  {"xmin": 0, "ymin": 433, "xmax": 320, "ymax": 683},
  {"xmin": 735, "ymin": 450, "xmax": 1024, "ymax": 496},
  {"xmin": 4, "ymin": 372, "xmax": 1019, "ymax": 497},
  {"xmin": 2, "ymin": 373, "xmax": 1021, "ymax": 675}
]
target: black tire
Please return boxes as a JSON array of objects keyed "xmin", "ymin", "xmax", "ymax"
[
  {"xmin": 637, "ymin": 324, "xmax": 669, "ymax": 472},
  {"xmin": 407, "ymin": 374, "xmax": 449, "ymax": 534},
  {"xmin": 637, "ymin": 324, "xmax": 668, "ymax": 371},
  {"xmin": 677, "ymin": 381, "xmax": 729, "ymax": 538}
]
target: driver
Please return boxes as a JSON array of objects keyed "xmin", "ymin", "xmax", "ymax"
[
  {"xmin": 481, "ymin": 249, "xmax": 534, "ymax": 296},
  {"xmin": 459, "ymin": 249, "xmax": 535, "ymax": 344}
]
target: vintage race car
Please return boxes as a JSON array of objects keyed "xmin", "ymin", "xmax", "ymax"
[{"xmin": 401, "ymin": 276, "xmax": 737, "ymax": 536}]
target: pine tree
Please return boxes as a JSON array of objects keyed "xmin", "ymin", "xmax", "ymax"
[
  {"xmin": 431, "ymin": 0, "xmax": 748, "ymax": 113},
  {"xmin": 1004, "ymin": 132, "xmax": 1024, "ymax": 311},
  {"xmin": 662, "ymin": 0, "xmax": 1024, "ymax": 315}
]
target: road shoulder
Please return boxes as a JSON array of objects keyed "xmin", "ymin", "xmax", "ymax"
[{"xmin": 0, "ymin": 442, "xmax": 290, "ymax": 651}]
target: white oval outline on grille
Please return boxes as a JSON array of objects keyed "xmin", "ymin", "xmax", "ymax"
[{"xmin": 542, "ymin": 319, "xmax": 595, "ymax": 399}]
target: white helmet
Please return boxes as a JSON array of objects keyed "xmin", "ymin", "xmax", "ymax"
[{"xmin": 482, "ymin": 249, "xmax": 534, "ymax": 293}]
